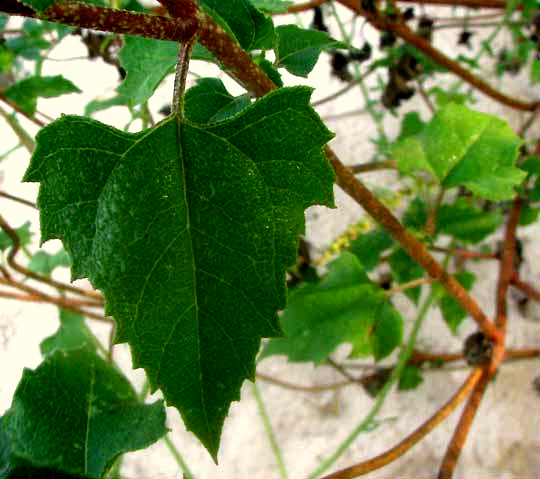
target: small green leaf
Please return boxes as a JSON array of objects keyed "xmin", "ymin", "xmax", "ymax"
[
  {"xmin": 28, "ymin": 248, "xmax": 70, "ymax": 276},
  {"xmin": 0, "ymin": 221, "xmax": 32, "ymax": 252},
  {"xmin": 40, "ymin": 309, "xmax": 98, "ymax": 356},
  {"xmin": 3, "ymin": 75, "xmax": 80, "ymax": 115},
  {"xmin": 397, "ymin": 111, "xmax": 425, "ymax": 141},
  {"xmin": 437, "ymin": 198, "xmax": 503, "ymax": 243},
  {"xmin": 260, "ymin": 252, "xmax": 403, "ymax": 364},
  {"xmin": 184, "ymin": 78, "xmax": 251, "ymax": 124},
  {"xmin": 402, "ymin": 197, "xmax": 428, "ymax": 231},
  {"xmin": 274, "ymin": 25, "xmax": 349, "ymax": 77},
  {"xmin": 349, "ymin": 228, "xmax": 393, "ymax": 271},
  {"xmin": 0, "ymin": 348, "xmax": 167, "ymax": 479},
  {"xmin": 117, "ymin": 36, "xmax": 178, "ymax": 106},
  {"xmin": 435, "ymin": 271, "xmax": 476, "ymax": 333},
  {"xmin": 24, "ymin": 86, "xmax": 335, "ymax": 458},
  {"xmin": 388, "ymin": 248, "xmax": 424, "ymax": 304},
  {"xmin": 85, "ymin": 96, "xmax": 130, "ymax": 116},
  {"xmin": 391, "ymin": 104, "xmax": 525, "ymax": 200},
  {"xmin": 200, "ymin": 0, "xmax": 274, "ymax": 51},
  {"xmin": 398, "ymin": 364, "xmax": 423, "ymax": 390},
  {"xmin": 250, "ymin": 0, "xmax": 293, "ymax": 13},
  {"xmin": 429, "ymin": 87, "xmax": 471, "ymax": 108}
]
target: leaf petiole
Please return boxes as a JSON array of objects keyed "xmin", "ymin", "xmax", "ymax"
[{"xmin": 172, "ymin": 37, "xmax": 196, "ymax": 118}]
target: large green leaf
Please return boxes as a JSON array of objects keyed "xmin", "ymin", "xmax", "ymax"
[
  {"xmin": 0, "ymin": 348, "xmax": 166, "ymax": 479},
  {"xmin": 200, "ymin": 0, "xmax": 274, "ymax": 51},
  {"xmin": 260, "ymin": 252, "xmax": 403, "ymax": 364},
  {"xmin": 3, "ymin": 75, "xmax": 80, "ymax": 115},
  {"xmin": 274, "ymin": 25, "xmax": 349, "ymax": 77},
  {"xmin": 391, "ymin": 104, "xmax": 525, "ymax": 200},
  {"xmin": 24, "ymin": 86, "xmax": 335, "ymax": 458}
]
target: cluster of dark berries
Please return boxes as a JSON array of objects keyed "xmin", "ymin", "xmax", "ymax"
[
  {"xmin": 331, "ymin": 43, "xmax": 372, "ymax": 81},
  {"xmin": 382, "ymin": 54, "xmax": 422, "ymax": 108}
]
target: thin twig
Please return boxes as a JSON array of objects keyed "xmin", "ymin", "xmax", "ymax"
[
  {"xmin": 320, "ymin": 368, "xmax": 483, "ymax": 479},
  {"xmin": 386, "ymin": 276, "xmax": 431, "ymax": 296},
  {"xmin": 429, "ymin": 245, "xmax": 497, "ymax": 260},
  {"xmin": 256, "ymin": 372, "xmax": 352, "ymax": 392},
  {"xmin": 0, "ymin": 104, "xmax": 36, "ymax": 152},
  {"xmin": 327, "ymin": 147, "xmax": 502, "ymax": 343},
  {"xmin": 490, "ymin": 197, "xmax": 522, "ymax": 374},
  {"xmin": 349, "ymin": 160, "xmax": 397, "ymax": 173},
  {"xmin": 510, "ymin": 273, "xmax": 540, "ymax": 302},
  {"xmin": 0, "ymin": 213, "xmax": 103, "ymax": 300},
  {"xmin": 0, "ymin": 191, "xmax": 37, "ymax": 209},
  {"xmin": 437, "ymin": 368, "xmax": 490, "ymax": 479},
  {"xmin": 281, "ymin": 0, "xmax": 328, "ymax": 14},
  {"xmin": 172, "ymin": 37, "xmax": 196, "ymax": 117},
  {"xmin": 336, "ymin": 0, "xmax": 538, "ymax": 111}
]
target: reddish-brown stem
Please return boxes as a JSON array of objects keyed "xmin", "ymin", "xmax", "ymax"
[
  {"xmin": 5, "ymin": 1, "xmax": 199, "ymax": 44},
  {"xmin": 197, "ymin": 13, "xmax": 277, "ymax": 97},
  {"xmin": 328, "ymin": 148, "xmax": 502, "ymax": 343},
  {"xmin": 0, "ymin": 277, "xmax": 108, "ymax": 322},
  {"xmin": 495, "ymin": 197, "xmax": 523, "ymax": 332},
  {"xmin": 336, "ymin": 0, "xmax": 538, "ymax": 111},
  {"xmin": 320, "ymin": 368, "xmax": 483, "ymax": 479},
  {"xmin": 349, "ymin": 159, "xmax": 397, "ymax": 173},
  {"xmin": 511, "ymin": 273, "xmax": 540, "ymax": 302},
  {"xmin": 437, "ymin": 368, "xmax": 490, "ymax": 479},
  {"xmin": 0, "ymin": 213, "xmax": 103, "ymax": 301},
  {"xmin": 398, "ymin": 0, "xmax": 513, "ymax": 9},
  {"xmin": 429, "ymin": 245, "xmax": 498, "ymax": 260}
]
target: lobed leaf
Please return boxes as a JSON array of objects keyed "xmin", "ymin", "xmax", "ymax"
[
  {"xmin": 3, "ymin": 75, "xmax": 80, "ymax": 115},
  {"xmin": 391, "ymin": 103, "xmax": 525, "ymax": 200},
  {"xmin": 274, "ymin": 25, "xmax": 350, "ymax": 77},
  {"xmin": 24, "ymin": 86, "xmax": 335, "ymax": 458},
  {"xmin": 0, "ymin": 348, "xmax": 166, "ymax": 479}
]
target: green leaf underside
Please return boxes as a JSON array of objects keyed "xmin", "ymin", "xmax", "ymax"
[
  {"xmin": 392, "ymin": 103, "xmax": 525, "ymax": 201},
  {"xmin": 40, "ymin": 309, "xmax": 98, "ymax": 356},
  {"xmin": 260, "ymin": 252, "xmax": 403, "ymax": 364},
  {"xmin": 0, "ymin": 348, "xmax": 166, "ymax": 479},
  {"xmin": 184, "ymin": 78, "xmax": 251, "ymax": 124},
  {"xmin": 274, "ymin": 25, "xmax": 350, "ymax": 77},
  {"xmin": 117, "ymin": 36, "xmax": 178, "ymax": 106},
  {"xmin": 117, "ymin": 38, "xmax": 215, "ymax": 106},
  {"xmin": 24, "ymin": 87, "xmax": 335, "ymax": 458},
  {"xmin": 3, "ymin": 75, "xmax": 80, "ymax": 116},
  {"xmin": 250, "ymin": 0, "xmax": 293, "ymax": 13},
  {"xmin": 28, "ymin": 248, "xmax": 70, "ymax": 276}
]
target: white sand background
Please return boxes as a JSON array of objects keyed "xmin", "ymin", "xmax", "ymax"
[{"xmin": 1, "ymin": 3, "xmax": 540, "ymax": 478}]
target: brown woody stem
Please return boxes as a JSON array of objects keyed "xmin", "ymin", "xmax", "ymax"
[{"xmin": 320, "ymin": 368, "xmax": 483, "ymax": 479}]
